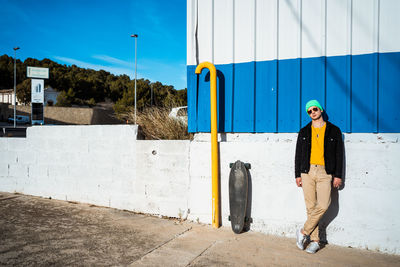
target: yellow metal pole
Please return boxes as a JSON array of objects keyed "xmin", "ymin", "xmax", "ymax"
[{"xmin": 195, "ymin": 62, "xmax": 220, "ymax": 228}]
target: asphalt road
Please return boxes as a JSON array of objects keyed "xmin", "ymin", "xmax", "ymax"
[
  {"xmin": 0, "ymin": 121, "xmax": 29, "ymax": 126},
  {"xmin": 0, "ymin": 192, "xmax": 399, "ymax": 266}
]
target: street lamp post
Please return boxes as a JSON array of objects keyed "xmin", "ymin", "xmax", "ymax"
[
  {"xmin": 13, "ymin": 47, "xmax": 20, "ymax": 128},
  {"xmin": 131, "ymin": 34, "xmax": 138, "ymax": 124}
]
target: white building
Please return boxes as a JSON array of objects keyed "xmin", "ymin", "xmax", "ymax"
[
  {"xmin": 0, "ymin": 87, "xmax": 60, "ymax": 106},
  {"xmin": 0, "ymin": 89, "xmax": 22, "ymax": 105},
  {"xmin": 44, "ymin": 87, "xmax": 60, "ymax": 106}
]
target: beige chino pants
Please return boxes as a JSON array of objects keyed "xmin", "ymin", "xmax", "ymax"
[{"xmin": 301, "ymin": 165, "xmax": 332, "ymax": 241}]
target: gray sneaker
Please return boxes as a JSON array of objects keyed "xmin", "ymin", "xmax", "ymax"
[
  {"xmin": 296, "ymin": 228, "xmax": 306, "ymax": 250},
  {"xmin": 305, "ymin": 241, "xmax": 320, "ymax": 254}
]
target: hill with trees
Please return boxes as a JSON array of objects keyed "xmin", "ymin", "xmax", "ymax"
[{"xmin": 0, "ymin": 54, "xmax": 187, "ymax": 115}]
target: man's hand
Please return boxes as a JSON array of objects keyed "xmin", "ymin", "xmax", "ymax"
[
  {"xmin": 296, "ymin": 177, "xmax": 302, "ymax": 187},
  {"xmin": 333, "ymin": 177, "xmax": 342, "ymax": 188}
]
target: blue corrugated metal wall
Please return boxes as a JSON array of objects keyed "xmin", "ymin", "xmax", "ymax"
[{"xmin": 187, "ymin": 52, "xmax": 400, "ymax": 133}]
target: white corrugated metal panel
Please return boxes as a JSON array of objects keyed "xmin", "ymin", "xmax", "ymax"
[
  {"xmin": 255, "ymin": 0, "xmax": 277, "ymax": 62},
  {"xmin": 197, "ymin": 0, "xmax": 213, "ymax": 63},
  {"xmin": 187, "ymin": 0, "xmax": 197, "ymax": 66},
  {"xmin": 234, "ymin": 0, "xmax": 256, "ymax": 63},
  {"xmin": 187, "ymin": 0, "xmax": 400, "ymax": 65},
  {"xmin": 302, "ymin": 0, "xmax": 326, "ymax": 58},
  {"xmin": 214, "ymin": 0, "xmax": 234, "ymax": 64},
  {"xmin": 278, "ymin": 0, "xmax": 301, "ymax": 60},
  {"xmin": 352, "ymin": 0, "xmax": 379, "ymax": 55},
  {"xmin": 326, "ymin": 0, "xmax": 351, "ymax": 57},
  {"xmin": 379, "ymin": 0, "xmax": 400, "ymax": 53}
]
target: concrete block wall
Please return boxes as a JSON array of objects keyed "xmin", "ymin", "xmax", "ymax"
[
  {"xmin": 0, "ymin": 125, "xmax": 190, "ymax": 219},
  {"xmin": 0, "ymin": 125, "xmax": 138, "ymax": 208},
  {"xmin": 135, "ymin": 140, "xmax": 190, "ymax": 218},
  {"xmin": 1, "ymin": 127, "xmax": 399, "ymax": 254}
]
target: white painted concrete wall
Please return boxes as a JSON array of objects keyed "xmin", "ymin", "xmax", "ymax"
[
  {"xmin": 190, "ymin": 133, "xmax": 400, "ymax": 255},
  {"xmin": 1, "ymin": 125, "xmax": 136, "ymax": 208},
  {"xmin": 0, "ymin": 125, "xmax": 190, "ymax": 218},
  {"xmin": 0, "ymin": 127, "xmax": 399, "ymax": 254},
  {"xmin": 135, "ymin": 140, "xmax": 190, "ymax": 218}
]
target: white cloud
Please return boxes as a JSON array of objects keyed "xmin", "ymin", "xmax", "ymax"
[
  {"xmin": 92, "ymin": 55, "xmax": 132, "ymax": 68},
  {"xmin": 53, "ymin": 56, "xmax": 135, "ymax": 77},
  {"xmin": 52, "ymin": 55, "xmax": 187, "ymax": 89}
]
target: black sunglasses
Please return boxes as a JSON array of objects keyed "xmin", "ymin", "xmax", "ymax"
[{"xmin": 307, "ymin": 107, "xmax": 319, "ymax": 114}]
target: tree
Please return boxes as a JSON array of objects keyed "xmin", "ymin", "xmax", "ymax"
[
  {"xmin": 16, "ymin": 79, "xmax": 31, "ymax": 104},
  {"xmin": 55, "ymin": 88, "xmax": 75, "ymax": 107},
  {"xmin": 0, "ymin": 54, "xmax": 187, "ymax": 112},
  {"xmin": 55, "ymin": 91, "xmax": 69, "ymax": 107}
]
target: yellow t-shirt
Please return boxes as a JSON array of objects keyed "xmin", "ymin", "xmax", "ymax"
[{"xmin": 310, "ymin": 123, "xmax": 326, "ymax": 165}]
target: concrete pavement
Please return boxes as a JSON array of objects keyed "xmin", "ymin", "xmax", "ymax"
[{"xmin": 0, "ymin": 192, "xmax": 399, "ymax": 266}]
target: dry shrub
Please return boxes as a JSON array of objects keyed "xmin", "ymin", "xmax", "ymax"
[{"xmin": 121, "ymin": 107, "xmax": 192, "ymax": 140}]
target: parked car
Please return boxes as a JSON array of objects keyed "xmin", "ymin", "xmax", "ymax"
[
  {"xmin": 7, "ymin": 115, "xmax": 30, "ymax": 125},
  {"xmin": 169, "ymin": 106, "xmax": 187, "ymax": 124}
]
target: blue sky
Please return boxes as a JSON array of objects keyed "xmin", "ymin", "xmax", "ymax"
[{"xmin": 0, "ymin": 0, "xmax": 187, "ymax": 90}]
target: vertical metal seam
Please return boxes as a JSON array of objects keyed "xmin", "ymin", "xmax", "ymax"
[
  {"xmin": 347, "ymin": 0, "xmax": 353, "ymax": 133},
  {"xmin": 232, "ymin": 0, "xmax": 235, "ymax": 65},
  {"xmin": 254, "ymin": 0, "xmax": 257, "ymax": 132},
  {"xmin": 376, "ymin": 0, "xmax": 380, "ymax": 132},
  {"xmin": 194, "ymin": 0, "xmax": 199, "ymax": 131},
  {"xmin": 324, "ymin": 0, "xmax": 327, "ymax": 111},
  {"xmin": 212, "ymin": 0, "xmax": 215, "ymax": 131},
  {"xmin": 232, "ymin": 0, "xmax": 235, "ymax": 131},
  {"xmin": 276, "ymin": 0, "xmax": 279, "ymax": 132},
  {"xmin": 212, "ymin": 0, "xmax": 214, "ymax": 64},
  {"xmin": 299, "ymin": 0, "xmax": 302, "ymax": 59},
  {"xmin": 350, "ymin": 0, "xmax": 353, "ymax": 133},
  {"xmin": 299, "ymin": 0, "xmax": 302, "ymax": 129},
  {"xmin": 195, "ymin": 0, "xmax": 199, "ymax": 66}
]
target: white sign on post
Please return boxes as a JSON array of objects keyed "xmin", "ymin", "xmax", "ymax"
[
  {"xmin": 31, "ymin": 79, "xmax": 44, "ymax": 103},
  {"xmin": 27, "ymin": 66, "xmax": 49, "ymax": 79}
]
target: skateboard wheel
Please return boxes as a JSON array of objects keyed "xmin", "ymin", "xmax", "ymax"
[
  {"xmin": 229, "ymin": 163, "xmax": 233, "ymax": 168},
  {"xmin": 244, "ymin": 217, "xmax": 253, "ymax": 223},
  {"xmin": 244, "ymin": 163, "xmax": 251, "ymax": 169}
]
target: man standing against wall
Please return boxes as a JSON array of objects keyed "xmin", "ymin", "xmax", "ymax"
[{"xmin": 295, "ymin": 100, "xmax": 344, "ymax": 253}]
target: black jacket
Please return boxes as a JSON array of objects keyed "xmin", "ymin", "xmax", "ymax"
[{"xmin": 295, "ymin": 121, "xmax": 344, "ymax": 179}]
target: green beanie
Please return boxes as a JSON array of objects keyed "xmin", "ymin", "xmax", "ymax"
[{"xmin": 305, "ymin": 100, "xmax": 323, "ymax": 113}]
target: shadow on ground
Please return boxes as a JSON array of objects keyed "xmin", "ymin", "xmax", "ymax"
[{"xmin": 0, "ymin": 192, "xmax": 398, "ymax": 267}]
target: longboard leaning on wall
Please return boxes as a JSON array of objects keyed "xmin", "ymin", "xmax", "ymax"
[{"xmin": 228, "ymin": 160, "xmax": 252, "ymax": 234}]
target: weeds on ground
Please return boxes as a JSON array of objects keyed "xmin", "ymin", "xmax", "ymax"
[{"xmin": 119, "ymin": 107, "xmax": 192, "ymax": 140}]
